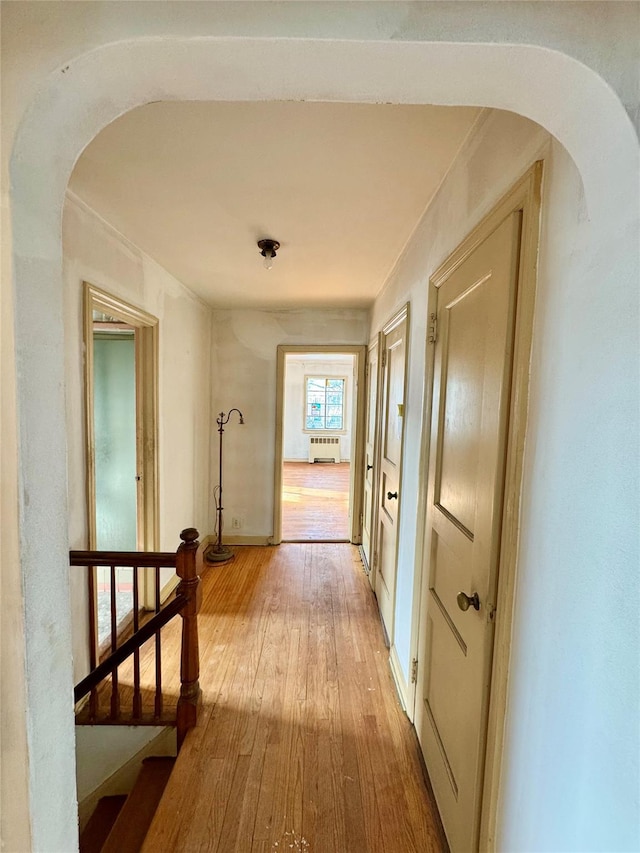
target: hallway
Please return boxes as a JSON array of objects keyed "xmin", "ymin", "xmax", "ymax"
[{"xmin": 142, "ymin": 544, "xmax": 445, "ymax": 852}]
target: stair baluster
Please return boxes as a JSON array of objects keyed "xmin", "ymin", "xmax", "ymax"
[{"xmin": 71, "ymin": 528, "xmax": 202, "ymax": 739}]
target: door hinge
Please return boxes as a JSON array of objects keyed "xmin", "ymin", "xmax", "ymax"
[
  {"xmin": 373, "ymin": 550, "xmax": 378, "ymax": 569},
  {"xmin": 428, "ymin": 313, "xmax": 438, "ymax": 344},
  {"xmin": 410, "ymin": 657, "xmax": 418, "ymax": 684},
  {"xmin": 359, "ymin": 511, "xmax": 363, "ymax": 527},
  {"xmin": 381, "ymin": 348, "xmax": 387, "ymax": 368}
]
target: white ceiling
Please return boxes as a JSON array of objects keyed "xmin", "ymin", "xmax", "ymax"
[{"xmin": 69, "ymin": 101, "xmax": 480, "ymax": 310}]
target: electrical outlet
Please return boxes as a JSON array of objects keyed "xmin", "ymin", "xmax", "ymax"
[{"xmin": 231, "ymin": 516, "xmax": 243, "ymax": 530}]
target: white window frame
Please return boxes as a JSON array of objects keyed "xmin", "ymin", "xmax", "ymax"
[{"xmin": 303, "ymin": 374, "xmax": 348, "ymax": 434}]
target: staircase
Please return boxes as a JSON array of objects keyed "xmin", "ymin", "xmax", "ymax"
[
  {"xmin": 80, "ymin": 757, "xmax": 175, "ymax": 853},
  {"xmin": 72, "ymin": 529, "xmax": 203, "ymax": 852}
]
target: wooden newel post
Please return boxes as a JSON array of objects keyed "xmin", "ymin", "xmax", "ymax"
[{"xmin": 176, "ymin": 527, "xmax": 202, "ymax": 749}]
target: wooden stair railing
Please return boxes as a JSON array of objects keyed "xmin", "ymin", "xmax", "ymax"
[{"xmin": 71, "ymin": 527, "xmax": 202, "ymax": 748}]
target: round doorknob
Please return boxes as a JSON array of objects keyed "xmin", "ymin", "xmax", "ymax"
[
  {"xmin": 387, "ymin": 491, "xmax": 398, "ymax": 500},
  {"xmin": 367, "ymin": 464, "xmax": 373, "ymax": 471},
  {"xmin": 457, "ymin": 591, "xmax": 480, "ymax": 612}
]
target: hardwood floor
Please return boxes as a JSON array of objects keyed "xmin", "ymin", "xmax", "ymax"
[
  {"xmin": 139, "ymin": 544, "xmax": 446, "ymax": 853},
  {"xmin": 282, "ymin": 462, "xmax": 350, "ymax": 541}
]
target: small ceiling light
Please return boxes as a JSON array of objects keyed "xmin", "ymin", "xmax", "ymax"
[{"xmin": 257, "ymin": 238, "xmax": 280, "ymax": 271}]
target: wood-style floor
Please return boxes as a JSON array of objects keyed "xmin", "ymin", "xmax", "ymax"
[
  {"xmin": 282, "ymin": 462, "xmax": 350, "ymax": 541},
  {"xmin": 140, "ymin": 544, "xmax": 446, "ymax": 852}
]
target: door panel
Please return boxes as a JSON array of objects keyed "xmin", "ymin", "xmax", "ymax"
[
  {"xmin": 375, "ymin": 309, "xmax": 408, "ymax": 641},
  {"xmin": 435, "ymin": 279, "xmax": 487, "ymax": 536},
  {"xmin": 416, "ymin": 213, "xmax": 522, "ymax": 852}
]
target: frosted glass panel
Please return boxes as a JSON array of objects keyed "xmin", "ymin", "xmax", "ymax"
[
  {"xmin": 93, "ymin": 332, "xmax": 137, "ymax": 644},
  {"xmin": 94, "ymin": 333, "xmax": 137, "ymax": 549}
]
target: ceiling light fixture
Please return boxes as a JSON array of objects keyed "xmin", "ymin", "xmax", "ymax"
[{"xmin": 257, "ymin": 238, "xmax": 280, "ymax": 271}]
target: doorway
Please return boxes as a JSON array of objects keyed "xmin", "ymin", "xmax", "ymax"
[
  {"xmin": 273, "ymin": 345, "xmax": 366, "ymax": 544},
  {"xmin": 84, "ymin": 283, "xmax": 159, "ymax": 657}
]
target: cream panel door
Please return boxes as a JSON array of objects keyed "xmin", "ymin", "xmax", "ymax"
[
  {"xmin": 416, "ymin": 213, "xmax": 522, "ymax": 852},
  {"xmin": 362, "ymin": 337, "xmax": 380, "ymax": 577},
  {"xmin": 375, "ymin": 315, "xmax": 407, "ymax": 641}
]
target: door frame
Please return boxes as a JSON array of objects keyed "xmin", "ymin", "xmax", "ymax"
[
  {"xmin": 411, "ymin": 162, "xmax": 543, "ymax": 850},
  {"xmin": 272, "ymin": 344, "xmax": 367, "ymax": 545},
  {"xmin": 83, "ymin": 283, "xmax": 159, "ymax": 658},
  {"xmin": 361, "ymin": 332, "xmax": 383, "ymax": 587}
]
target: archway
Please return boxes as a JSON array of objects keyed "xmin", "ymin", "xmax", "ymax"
[{"xmin": 9, "ymin": 35, "xmax": 638, "ymax": 849}]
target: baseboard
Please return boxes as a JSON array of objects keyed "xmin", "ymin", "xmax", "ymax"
[
  {"xmin": 201, "ymin": 533, "xmax": 271, "ymax": 550},
  {"xmin": 77, "ymin": 727, "xmax": 176, "ymax": 831},
  {"xmin": 283, "ymin": 457, "xmax": 351, "ymax": 463},
  {"xmin": 222, "ymin": 534, "xmax": 271, "ymax": 546},
  {"xmin": 358, "ymin": 545, "xmax": 370, "ymax": 574},
  {"xmin": 389, "ymin": 644, "xmax": 409, "ymax": 715}
]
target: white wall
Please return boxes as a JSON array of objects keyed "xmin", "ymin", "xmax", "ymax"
[
  {"xmin": 63, "ymin": 193, "xmax": 213, "ymax": 682},
  {"xmin": 283, "ymin": 355, "xmax": 354, "ymax": 461},
  {"xmin": 211, "ymin": 309, "xmax": 367, "ymax": 537},
  {"xmin": 371, "ymin": 107, "xmax": 639, "ymax": 850},
  {"xmin": 500, "ymin": 136, "xmax": 639, "ymax": 853}
]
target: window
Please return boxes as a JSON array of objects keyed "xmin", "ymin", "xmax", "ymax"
[{"xmin": 305, "ymin": 376, "xmax": 346, "ymax": 431}]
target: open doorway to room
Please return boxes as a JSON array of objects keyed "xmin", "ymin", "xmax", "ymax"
[
  {"xmin": 283, "ymin": 353, "xmax": 354, "ymax": 540},
  {"xmin": 274, "ymin": 345, "xmax": 366, "ymax": 544},
  {"xmin": 84, "ymin": 283, "xmax": 159, "ymax": 657}
]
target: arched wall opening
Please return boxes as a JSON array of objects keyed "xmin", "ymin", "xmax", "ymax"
[{"xmin": 9, "ymin": 37, "xmax": 638, "ymax": 850}]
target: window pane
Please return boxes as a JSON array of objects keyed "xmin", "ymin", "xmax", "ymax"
[{"xmin": 305, "ymin": 376, "xmax": 344, "ymax": 431}]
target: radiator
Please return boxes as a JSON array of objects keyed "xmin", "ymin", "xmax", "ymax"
[{"xmin": 308, "ymin": 436, "xmax": 341, "ymax": 463}]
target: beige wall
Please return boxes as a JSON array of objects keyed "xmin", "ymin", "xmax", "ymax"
[
  {"xmin": 210, "ymin": 309, "xmax": 368, "ymax": 538},
  {"xmin": 63, "ymin": 193, "xmax": 213, "ymax": 683}
]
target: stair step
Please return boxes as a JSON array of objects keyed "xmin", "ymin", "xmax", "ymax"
[
  {"xmin": 101, "ymin": 757, "xmax": 176, "ymax": 853},
  {"xmin": 79, "ymin": 795, "xmax": 127, "ymax": 853}
]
